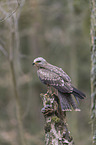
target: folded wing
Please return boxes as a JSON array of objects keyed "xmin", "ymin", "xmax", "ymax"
[{"xmin": 37, "ymin": 69, "xmax": 73, "ymax": 93}]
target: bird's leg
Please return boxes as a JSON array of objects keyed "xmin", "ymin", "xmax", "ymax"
[
  {"xmin": 52, "ymin": 88, "xmax": 58, "ymax": 96},
  {"xmin": 47, "ymin": 85, "xmax": 52, "ymax": 94}
]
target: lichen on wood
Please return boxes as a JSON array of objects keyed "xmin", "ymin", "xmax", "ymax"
[{"xmin": 40, "ymin": 93, "xmax": 74, "ymax": 145}]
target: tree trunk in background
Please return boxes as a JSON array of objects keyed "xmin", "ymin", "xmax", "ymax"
[
  {"xmin": 41, "ymin": 93, "xmax": 74, "ymax": 145},
  {"xmin": 9, "ymin": 14, "xmax": 26, "ymax": 145},
  {"xmin": 8, "ymin": 1, "xmax": 26, "ymax": 144},
  {"xmin": 90, "ymin": 0, "xmax": 96, "ymax": 144}
]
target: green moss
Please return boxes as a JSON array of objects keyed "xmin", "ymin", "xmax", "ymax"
[{"xmin": 51, "ymin": 116, "xmax": 60, "ymax": 123}]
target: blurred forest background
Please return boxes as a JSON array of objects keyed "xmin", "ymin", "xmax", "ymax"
[{"xmin": 0, "ymin": 0, "xmax": 90, "ymax": 145}]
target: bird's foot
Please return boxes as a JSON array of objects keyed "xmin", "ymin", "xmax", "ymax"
[{"xmin": 47, "ymin": 86, "xmax": 52, "ymax": 94}]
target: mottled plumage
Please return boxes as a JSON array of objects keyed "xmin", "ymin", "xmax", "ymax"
[{"xmin": 33, "ymin": 57, "xmax": 86, "ymax": 111}]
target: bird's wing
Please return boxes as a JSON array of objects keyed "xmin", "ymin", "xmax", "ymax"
[
  {"xmin": 43, "ymin": 63, "xmax": 71, "ymax": 82},
  {"xmin": 37, "ymin": 69, "xmax": 73, "ymax": 93}
]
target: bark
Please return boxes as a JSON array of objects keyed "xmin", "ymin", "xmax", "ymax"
[
  {"xmin": 90, "ymin": 0, "xmax": 96, "ymax": 144},
  {"xmin": 41, "ymin": 93, "xmax": 74, "ymax": 145}
]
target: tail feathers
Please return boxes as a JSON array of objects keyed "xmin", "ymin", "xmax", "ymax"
[
  {"xmin": 58, "ymin": 92, "xmax": 72, "ymax": 111},
  {"xmin": 67, "ymin": 95, "xmax": 80, "ymax": 111},
  {"xmin": 58, "ymin": 91, "xmax": 80, "ymax": 111},
  {"xmin": 72, "ymin": 87, "xmax": 86, "ymax": 99}
]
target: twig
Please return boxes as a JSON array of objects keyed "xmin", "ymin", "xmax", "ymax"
[
  {"xmin": 0, "ymin": 0, "xmax": 20, "ymax": 22},
  {"xmin": 0, "ymin": 44, "xmax": 8, "ymax": 57}
]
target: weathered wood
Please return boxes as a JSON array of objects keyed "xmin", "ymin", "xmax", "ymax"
[{"xmin": 41, "ymin": 93, "xmax": 74, "ymax": 145}]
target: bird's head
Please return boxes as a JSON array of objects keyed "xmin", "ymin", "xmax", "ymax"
[{"xmin": 32, "ymin": 57, "xmax": 47, "ymax": 68}]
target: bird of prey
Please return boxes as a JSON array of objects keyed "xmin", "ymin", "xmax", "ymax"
[{"xmin": 33, "ymin": 57, "xmax": 86, "ymax": 111}]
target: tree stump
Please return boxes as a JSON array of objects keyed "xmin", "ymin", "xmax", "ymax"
[{"xmin": 40, "ymin": 93, "xmax": 74, "ymax": 145}]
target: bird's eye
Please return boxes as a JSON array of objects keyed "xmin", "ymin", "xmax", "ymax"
[{"xmin": 36, "ymin": 61, "xmax": 41, "ymax": 63}]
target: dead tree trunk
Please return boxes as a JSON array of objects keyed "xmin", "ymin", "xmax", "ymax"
[
  {"xmin": 41, "ymin": 93, "xmax": 74, "ymax": 145},
  {"xmin": 90, "ymin": 0, "xmax": 96, "ymax": 144}
]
